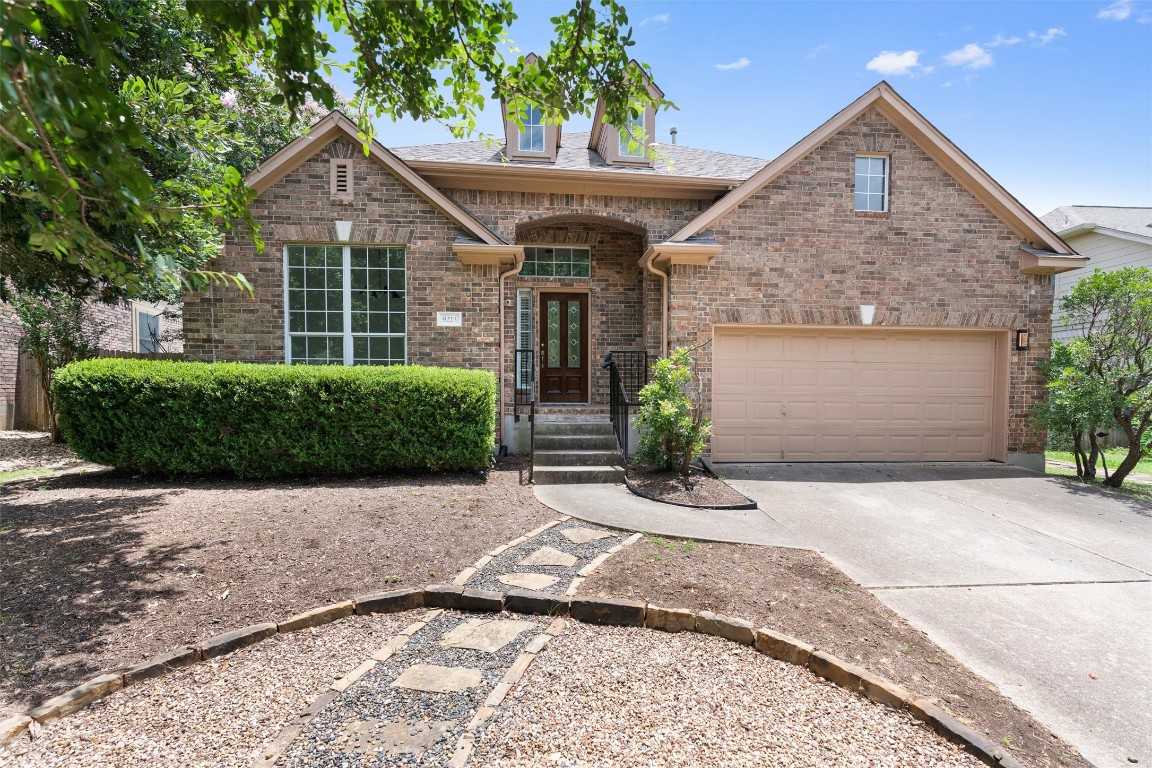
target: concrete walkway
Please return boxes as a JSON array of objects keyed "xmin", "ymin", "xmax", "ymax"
[
  {"xmin": 532, "ymin": 483, "xmax": 807, "ymax": 548},
  {"xmin": 534, "ymin": 464, "xmax": 1152, "ymax": 768}
]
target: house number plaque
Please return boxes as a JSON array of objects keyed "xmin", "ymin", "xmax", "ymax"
[{"xmin": 436, "ymin": 312, "xmax": 462, "ymax": 327}]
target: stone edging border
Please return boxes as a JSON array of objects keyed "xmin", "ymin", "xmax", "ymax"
[{"xmin": 0, "ymin": 530, "xmax": 1021, "ymax": 768}]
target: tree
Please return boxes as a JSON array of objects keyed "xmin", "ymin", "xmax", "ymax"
[
  {"xmin": 1037, "ymin": 342, "xmax": 1113, "ymax": 480},
  {"xmin": 1047, "ymin": 267, "xmax": 1152, "ymax": 488},
  {"xmin": 2, "ymin": 0, "xmax": 340, "ymax": 304},
  {"xmin": 634, "ymin": 348, "xmax": 711, "ymax": 476},
  {"xmin": 3, "ymin": 0, "xmax": 666, "ymax": 300},
  {"xmin": 9, "ymin": 288, "xmax": 110, "ymax": 440}
]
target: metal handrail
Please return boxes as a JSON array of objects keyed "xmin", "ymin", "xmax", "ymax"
[
  {"xmin": 514, "ymin": 348, "xmax": 536, "ymax": 480},
  {"xmin": 603, "ymin": 350, "xmax": 649, "ymax": 462}
]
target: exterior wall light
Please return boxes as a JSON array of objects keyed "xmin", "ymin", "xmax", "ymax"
[{"xmin": 1015, "ymin": 329, "xmax": 1030, "ymax": 351}]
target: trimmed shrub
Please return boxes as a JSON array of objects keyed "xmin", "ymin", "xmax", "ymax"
[{"xmin": 53, "ymin": 359, "xmax": 496, "ymax": 478}]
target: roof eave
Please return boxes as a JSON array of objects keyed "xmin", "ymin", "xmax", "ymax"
[
  {"xmin": 667, "ymin": 82, "xmax": 1076, "ymax": 255},
  {"xmin": 1019, "ymin": 245, "xmax": 1089, "ymax": 275}
]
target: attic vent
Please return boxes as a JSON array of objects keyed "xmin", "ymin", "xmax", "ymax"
[{"xmin": 331, "ymin": 160, "xmax": 353, "ymax": 200}]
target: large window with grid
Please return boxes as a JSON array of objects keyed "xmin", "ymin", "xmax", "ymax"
[
  {"xmin": 285, "ymin": 244, "xmax": 406, "ymax": 365},
  {"xmin": 854, "ymin": 155, "xmax": 889, "ymax": 212},
  {"xmin": 520, "ymin": 246, "xmax": 591, "ymax": 278}
]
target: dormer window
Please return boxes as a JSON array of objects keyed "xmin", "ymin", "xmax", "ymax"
[
  {"xmin": 519, "ymin": 105, "xmax": 545, "ymax": 153},
  {"xmin": 619, "ymin": 113, "xmax": 646, "ymax": 157},
  {"xmin": 500, "ymin": 53, "xmax": 561, "ymax": 163}
]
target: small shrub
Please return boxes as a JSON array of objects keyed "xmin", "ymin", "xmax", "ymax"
[
  {"xmin": 53, "ymin": 359, "xmax": 496, "ymax": 478},
  {"xmin": 634, "ymin": 347, "xmax": 711, "ymax": 475}
]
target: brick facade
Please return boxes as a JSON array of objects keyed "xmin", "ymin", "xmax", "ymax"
[
  {"xmin": 670, "ymin": 108, "xmax": 1051, "ymax": 457},
  {"xmin": 183, "ymin": 108, "xmax": 1052, "ymax": 463}
]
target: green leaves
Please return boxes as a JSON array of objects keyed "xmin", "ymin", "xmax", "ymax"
[
  {"xmin": 54, "ymin": 359, "xmax": 497, "ymax": 478},
  {"xmin": 634, "ymin": 348, "xmax": 711, "ymax": 475}
]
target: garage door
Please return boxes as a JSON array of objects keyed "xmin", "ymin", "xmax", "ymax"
[{"xmin": 712, "ymin": 328, "xmax": 999, "ymax": 462}]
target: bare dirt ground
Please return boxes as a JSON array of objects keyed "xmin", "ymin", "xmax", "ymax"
[
  {"xmin": 0, "ymin": 451, "xmax": 551, "ymax": 717},
  {"xmin": 627, "ymin": 464, "xmax": 751, "ymax": 506},
  {"xmin": 582, "ymin": 538, "xmax": 1092, "ymax": 768}
]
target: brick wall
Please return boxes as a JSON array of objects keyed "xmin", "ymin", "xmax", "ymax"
[
  {"xmin": 183, "ymin": 137, "xmax": 500, "ymax": 377},
  {"xmin": 670, "ymin": 107, "xmax": 1051, "ymax": 458},
  {"xmin": 0, "ymin": 304, "xmax": 19, "ymax": 429}
]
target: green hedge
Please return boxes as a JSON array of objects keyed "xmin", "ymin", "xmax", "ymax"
[{"xmin": 53, "ymin": 359, "xmax": 496, "ymax": 478}]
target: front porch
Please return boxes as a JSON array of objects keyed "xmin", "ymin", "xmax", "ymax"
[{"xmin": 499, "ymin": 216, "xmax": 659, "ymax": 456}]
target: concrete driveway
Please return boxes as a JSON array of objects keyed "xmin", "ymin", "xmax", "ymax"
[{"xmin": 719, "ymin": 463, "xmax": 1152, "ymax": 768}]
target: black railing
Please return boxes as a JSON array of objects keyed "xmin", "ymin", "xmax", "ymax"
[
  {"xmin": 603, "ymin": 350, "xmax": 649, "ymax": 461},
  {"xmin": 514, "ymin": 348, "xmax": 536, "ymax": 480}
]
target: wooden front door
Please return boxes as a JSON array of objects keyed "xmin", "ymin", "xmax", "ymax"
[{"xmin": 539, "ymin": 292, "xmax": 589, "ymax": 403}]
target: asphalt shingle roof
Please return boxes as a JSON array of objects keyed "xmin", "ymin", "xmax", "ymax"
[
  {"xmin": 1041, "ymin": 206, "xmax": 1152, "ymax": 238},
  {"xmin": 392, "ymin": 131, "xmax": 768, "ymax": 181}
]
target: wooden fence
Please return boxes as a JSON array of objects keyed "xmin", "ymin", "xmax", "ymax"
[{"xmin": 13, "ymin": 349, "xmax": 185, "ymax": 431}]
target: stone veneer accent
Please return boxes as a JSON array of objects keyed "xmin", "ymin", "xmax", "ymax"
[{"xmin": 183, "ymin": 109, "xmax": 1052, "ymax": 459}]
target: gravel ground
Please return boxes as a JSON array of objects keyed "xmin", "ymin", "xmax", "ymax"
[
  {"xmin": 2, "ymin": 612, "xmax": 417, "ymax": 768},
  {"xmin": 281, "ymin": 610, "xmax": 547, "ymax": 767},
  {"xmin": 468, "ymin": 524, "xmax": 623, "ymax": 594},
  {"xmin": 471, "ymin": 622, "xmax": 983, "ymax": 768}
]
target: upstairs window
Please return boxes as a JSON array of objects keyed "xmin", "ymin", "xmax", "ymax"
[
  {"xmin": 518, "ymin": 105, "xmax": 545, "ymax": 153},
  {"xmin": 619, "ymin": 113, "xmax": 646, "ymax": 157},
  {"xmin": 854, "ymin": 155, "xmax": 888, "ymax": 212}
]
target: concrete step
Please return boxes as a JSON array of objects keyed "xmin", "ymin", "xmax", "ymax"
[
  {"xmin": 533, "ymin": 449, "xmax": 622, "ymax": 466},
  {"xmin": 534, "ymin": 434, "xmax": 619, "ymax": 451},
  {"xmin": 533, "ymin": 421, "xmax": 615, "ymax": 437},
  {"xmin": 532, "ymin": 465, "xmax": 625, "ymax": 484}
]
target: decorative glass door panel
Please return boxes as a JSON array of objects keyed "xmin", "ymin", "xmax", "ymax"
[{"xmin": 539, "ymin": 292, "xmax": 589, "ymax": 403}]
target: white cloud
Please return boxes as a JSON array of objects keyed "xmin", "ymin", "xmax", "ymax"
[
  {"xmin": 1098, "ymin": 0, "xmax": 1134, "ymax": 19},
  {"xmin": 714, "ymin": 57, "xmax": 751, "ymax": 71},
  {"xmin": 639, "ymin": 13, "xmax": 670, "ymax": 26},
  {"xmin": 865, "ymin": 50, "xmax": 924, "ymax": 76},
  {"xmin": 807, "ymin": 43, "xmax": 832, "ymax": 59},
  {"xmin": 944, "ymin": 43, "xmax": 994, "ymax": 69},
  {"xmin": 987, "ymin": 33, "xmax": 1023, "ymax": 47},
  {"xmin": 1029, "ymin": 27, "xmax": 1067, "ymax": 44}
]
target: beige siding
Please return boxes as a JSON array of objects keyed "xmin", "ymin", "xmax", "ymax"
[
  {"xmin": 1054, "ymin": 231, "xmax": 1152, "ymax": 341},
  {"xmin": 712, "ymin": 327, "xmax": 1001, "ymax": 462}
]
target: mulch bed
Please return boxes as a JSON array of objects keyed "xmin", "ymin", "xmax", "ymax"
[
  {"xmin": 627, "ymin": 464, "xmax": 751, "ymax": 507},
  {"xmin": 582, "ymin": 538, "xmax": 1093, "ymax": 768},
  {"xmin": 0, "ymin": 455, "xmax": 552, "ymax": 718}
]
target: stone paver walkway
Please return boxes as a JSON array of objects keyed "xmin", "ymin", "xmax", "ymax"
[{"xmin": 261, "ymin": 518, "xmax": 639, "ymax": 766}]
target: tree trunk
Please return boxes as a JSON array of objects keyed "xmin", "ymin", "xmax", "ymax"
[{"xmin": 1102, "ymin": 417, "xmax": 1149, "ymax": 488}]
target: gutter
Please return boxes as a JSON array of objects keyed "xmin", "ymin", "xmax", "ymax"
[
  {"xmin": 497, "ymin": 251, "xmax": 526, "ymax": 449},
  {"xmin": 640, "ymin": 249, "xmax": 669, "ymax": 356}
]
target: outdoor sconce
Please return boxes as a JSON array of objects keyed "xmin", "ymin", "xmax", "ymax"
[{"xmin": 1015, "ymin": 329, "xmax": 1030, "ymax": 351}]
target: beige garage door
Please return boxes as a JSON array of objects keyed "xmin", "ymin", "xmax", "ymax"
[{"xmin": 712, "ymin": 328, "xmax": 999, "ymax": 462}]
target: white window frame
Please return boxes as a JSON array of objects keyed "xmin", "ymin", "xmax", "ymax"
[
  {"xmin": 854, "ymin": 153, "xmax": 889, "ymax": 212},
  {"xmin": 283, "ymin": 244, "xmax": 407, "ymax": 366},
  {"xmin": 131, "ymin": 300, "xmax": 165, "ymax": 354},
  {"xmin": 518, "ymin": 105, "xmax": 545, "ymax": 153}
]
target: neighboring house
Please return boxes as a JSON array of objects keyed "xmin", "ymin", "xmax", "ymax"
[
  {"xmin": 1039, "ymin": 206, "xmax": 1152, "ymax": 342},
  {"xmin": 0, "ymin": 300, "xmax": 182, "ymax": 430},
  {"xmin": 183, "ymin": 80, "xmax": 1087, "ymax": 472}
]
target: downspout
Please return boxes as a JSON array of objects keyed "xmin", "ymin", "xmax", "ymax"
[
  {"xmin": 497, "ymin": 251, "xmax": 526, "ymax": 448},
  {"xmin": 641, "ymin": 248, "xmax": 669, "ymax": 356}
]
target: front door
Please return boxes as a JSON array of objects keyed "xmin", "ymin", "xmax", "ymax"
[{"xmin": 539, "ymin": 292, "xmax": 588, "ymax": 403}]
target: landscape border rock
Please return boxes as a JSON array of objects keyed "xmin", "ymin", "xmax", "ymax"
[{"xmin": 1, "ymin": 533, "xmax": 1023, "ymax": 768}]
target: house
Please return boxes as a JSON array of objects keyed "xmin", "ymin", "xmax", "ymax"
[
  {"xmin": 182, "ymin": 80, "xmax": 1087, "ymax": 472},
  {"xmin": 1039, "ymin": 206, "xmax": 1152, "ymax": 342},
  {"xmin": 0, "ymin": 300, "xmax": 182, "ymax": 430}
]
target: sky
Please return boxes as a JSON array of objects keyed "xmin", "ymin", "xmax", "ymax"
[{"xmin": 321, "ymin": 0, "xmax": 1152, "ymax": 217}]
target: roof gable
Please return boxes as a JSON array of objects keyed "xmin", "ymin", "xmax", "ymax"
[
  {"xmin": 245, "ymin": 112, "xmax": 504, "ymax": 245},
  {"xmin": 667, "ymin": 82, "xmax": 1074, "ymax": 254}
]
